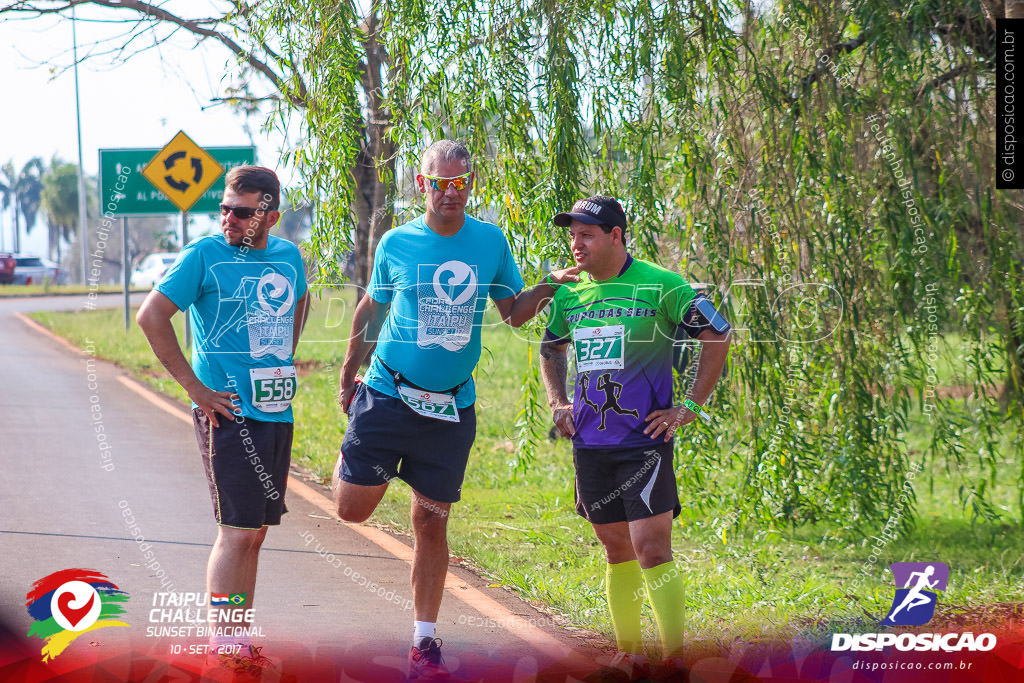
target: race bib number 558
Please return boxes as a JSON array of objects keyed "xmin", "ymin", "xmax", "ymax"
[
  {"xmin": 249, "ymin": 366, "xmax": 297, "ymax": 413},
  {"xmin": 573, "ymin": 324, "xmax": 625, "ymax": 372}
]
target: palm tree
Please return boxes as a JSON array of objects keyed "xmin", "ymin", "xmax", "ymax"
[
  {"xmin": 41, "ymin": 158, "xmax": 80, "ymax": 263},
  {"xmin": 0, "ymin": 163, "xmax": 15, "ymax": 252},
  {"xmin": 0, "ymin": 158, "xmax": 45, "ymax": 253}
]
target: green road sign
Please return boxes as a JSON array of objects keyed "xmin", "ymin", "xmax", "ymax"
[{"xmin": 99, "ymin": 146, "xmax": 255, "ymax": 216}]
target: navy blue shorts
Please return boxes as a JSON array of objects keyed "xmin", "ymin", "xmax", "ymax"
[
  {"xmin": 338, "ymin": 384, "xmax": 476, "ymax": 503},
  {"xmin": 573, "ymin": 442, "xmax": 680, "ymax": 525}
]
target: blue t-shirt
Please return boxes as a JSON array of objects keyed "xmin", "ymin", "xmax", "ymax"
[
  {"xmin": 156, "ymin": 234, "xmax": 308, "ymax": 423},
  {"xmin": 362, "ymin": 214, "xmax": 525, "ymax": 408}
]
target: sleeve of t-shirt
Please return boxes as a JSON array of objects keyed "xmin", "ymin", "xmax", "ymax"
[
  {"xmin": 155, "ymin": 242, "xmax": 205, "ymax": 311},
  {"xmin": 488, "ymin": 232, "xmax": 525, "ymax": 301},
  {"xmin": 545, "ymin": 288, "xmax": 571, "ymax": 342},
  {"xmin": 365, "ymin": 236, "xmax": 393, "ymax": 303},
  {"xmin": 662, "ymin": 272, "xmax": 697, "ymax": 326}
]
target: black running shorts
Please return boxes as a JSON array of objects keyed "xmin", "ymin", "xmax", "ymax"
[
  {"xmin": 193, "ymin": 408, "xmax": 292, "ymax": 529},
  {"xmin": 573, "ymin": 441, "xmax": 680, "ymax": 525}
]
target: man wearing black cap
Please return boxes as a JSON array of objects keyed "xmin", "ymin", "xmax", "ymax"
[{"xmin": 540, "ymin": 195, "xmax": 731, "ymax": 676}]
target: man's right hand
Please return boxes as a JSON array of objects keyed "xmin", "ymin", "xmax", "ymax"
[
  {"xmin": 551, "ymin": 404, "xmax": 576, "ymax": 439},
  {"xmin": 337, "ymin": 376, "xmax": 361, "ymax": 415},
  {"xmin": 188, "ymin": 383, "xmax": 239, "ymax": 428}
]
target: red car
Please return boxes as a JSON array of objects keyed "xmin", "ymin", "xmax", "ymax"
[{"xmin": 0, "ymin": 252, "xmax": 15, "ymax": 284}]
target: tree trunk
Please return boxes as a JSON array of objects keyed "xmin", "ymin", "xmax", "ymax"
[
  {"xmin": 351, "ymin": 144, "xmax": 374, "ymax": 296},
  {"xmin": 350, "ymin": 9, "xmax": 396, "ymax": 301},
  {"xmin": 13, "ymin": 204, "xmax": 20, "ymax": 253}
]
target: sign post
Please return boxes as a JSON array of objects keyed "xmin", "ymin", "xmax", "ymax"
[
  {"xmin": 141, "ymin": 131, "xmax": 227, "ymax": 349},
  {"xmin": 98, "ymin": 136, "xmax": 255, "ymax": 339},
  {"xmin": 122, "ymin": 217, "xmax": 129, "ymax": 331}
]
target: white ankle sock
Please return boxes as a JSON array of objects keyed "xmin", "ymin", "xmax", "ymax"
[{"xmin": 413, "ymin": 620, "xmax": 436, "ymax": 644}]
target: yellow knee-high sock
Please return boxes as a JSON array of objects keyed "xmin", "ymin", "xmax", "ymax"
[
  {"xmin": 605, "ymin": 560, "xmax": 644, "ymax": 654},
  {"xmin": 642, "ymin": 561, "xmax": 685, "ymax": 657}
]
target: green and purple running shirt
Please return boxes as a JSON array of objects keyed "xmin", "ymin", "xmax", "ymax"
[{"xmin": 545, "ymin": 256, "xmax": 696, "ymax": 448}]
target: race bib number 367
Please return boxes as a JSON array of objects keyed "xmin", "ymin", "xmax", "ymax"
[
  {"xmin": 573, "ymin": 324, "xmax": 625, "ymax": 372},
  {"xmin": 249, "ymin": 365, "xmax": 297, "ymax": 413}
]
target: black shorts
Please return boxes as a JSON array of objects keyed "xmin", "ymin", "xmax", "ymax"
[
  {"xmin": 573, "ymin": 442, "xmax": 680, "ymax": 525},
  {"xmin": 193, "ymin": 408, "xmax": 292, "ymax": 529},
  {"xmin": 338, "ymin": 384, "xmax": 476, "ymax": 503}
]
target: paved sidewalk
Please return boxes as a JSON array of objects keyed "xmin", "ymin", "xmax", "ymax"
[{"xmin": 0, "ymin": 294, "xmax": 603, "ymax": 681}]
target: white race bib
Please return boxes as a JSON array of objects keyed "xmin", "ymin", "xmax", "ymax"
[
  {"xmin": 396, "ymin": 385, "xmax": 460, "ymax": 422},
  {"xmin": 249, "ymin": 365, "xmax": 297, "ymax": 413},
  {"xmin": 573, "ymin": 324, "xmax": 625, "ymax": 372}
]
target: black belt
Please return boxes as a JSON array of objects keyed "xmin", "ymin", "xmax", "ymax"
[{"xmin": 376, "ymin": 357, "xmax": 470, "ymax": 396}]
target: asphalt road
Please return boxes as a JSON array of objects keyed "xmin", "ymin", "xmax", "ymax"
[{"xmin": 0, "ymin": 293, "xmax": 602, "ymax": 681}]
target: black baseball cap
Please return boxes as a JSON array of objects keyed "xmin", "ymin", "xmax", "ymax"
[{"xmin": 553, "ymin": 195, "xmax": 627, "ymax": 232}]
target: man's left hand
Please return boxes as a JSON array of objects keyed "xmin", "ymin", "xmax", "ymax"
[{"xmin": 643, "ymin": 405, "xmax": 697, "ymax": 442}]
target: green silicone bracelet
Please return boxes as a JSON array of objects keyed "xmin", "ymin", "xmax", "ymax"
[{"xmin": 684, "ymin": 398, "xmax": 712, "ymax": 424}]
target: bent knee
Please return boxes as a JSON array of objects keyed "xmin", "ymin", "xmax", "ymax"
[{"xmin": 336, "ymin": 504, "xmax": 373, "ymax": 524}]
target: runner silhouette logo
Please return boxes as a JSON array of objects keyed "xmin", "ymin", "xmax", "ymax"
[{"xmin": 882, "ymin": 562, "xmax": 948, "ymax": 626}]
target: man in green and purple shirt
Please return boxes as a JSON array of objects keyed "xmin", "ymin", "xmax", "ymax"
[{"xmin": 540, "ymin": 195, "xmax": 731, "ymax": 676}]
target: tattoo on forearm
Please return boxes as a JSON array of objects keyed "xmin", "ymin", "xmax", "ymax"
[{"xmin": 540, "ymin": 345, "xmax": 570, "ymax": 404}]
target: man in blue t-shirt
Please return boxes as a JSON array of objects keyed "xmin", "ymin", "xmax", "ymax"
[
  {"xmin": 137, "ymin": 166, "xmax": 309, "ymax": 668},
  {"xmin": 333, "ymin": 140, "xmax": 578, "ymax": 679}
]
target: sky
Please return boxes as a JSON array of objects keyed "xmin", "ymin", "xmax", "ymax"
[{"xmin": 0, "ymin": 2, "xmax": 299, "ymax": 257}]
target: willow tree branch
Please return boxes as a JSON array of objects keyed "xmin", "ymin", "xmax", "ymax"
[
  {"xmin": 1, "ymin": 0, "xmax": 309, "ymax": 107},
  {"xmin": 914, "ymin": 63, "xmax": 974, "ymax": 101},
  {"xmin": 798, "ymin": 34, "xmax": 867, "ymax": 93}
]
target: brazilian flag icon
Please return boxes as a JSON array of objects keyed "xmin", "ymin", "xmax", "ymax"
[{"xmin": 229, "ymin": 593, "xmax": 246, "ymax": 605}]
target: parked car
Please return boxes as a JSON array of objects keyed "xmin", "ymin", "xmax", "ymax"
[
  {"xmin": 131, "ymin": 252, "xmax": 179, "ymax": 289},
  {"xmin": 0, "ymin": 252, "xmax": 15, "ymax": 284},
  {"xmin": 12, "ymin": 255, "xmax": 65, "ymax": 285}
]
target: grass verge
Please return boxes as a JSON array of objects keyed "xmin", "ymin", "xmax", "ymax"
[{"xmin": 0, "ymin": 283, "xmax": 148, "ymax": 297}]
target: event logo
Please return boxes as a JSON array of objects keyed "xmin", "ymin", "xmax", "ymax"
[
  {"xmin": 882, "ymin": 562, "xmax": 948, "ymax": 626},
  {"xmin": 432, "ymin": 260, "xmax": 477, "ymax": 306},
  {"xmin": 25, "ymin": 569, "xmax": 130, "ymax": 661},
  {"xmin": 255, "ymin": 272, "xmax": 295, "ymax": 317},
  {"xmin": 831, "ymin": 561, "xmax": 996, "ymax": 653},
  {"xmin": 417, "ymin": 261, "xmax": 478, "ymax": 350},
  {"xmin": 206, "ymin": 263, "xmax": 299, "ymax": 360}
]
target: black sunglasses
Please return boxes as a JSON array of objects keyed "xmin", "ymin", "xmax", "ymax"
[{"xmin": 220, "ymin": 204, "xmax": 276, "ymax": 219}]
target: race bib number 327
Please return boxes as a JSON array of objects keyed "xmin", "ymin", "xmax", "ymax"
[
  {"xmin": 249, "ymin": 365, "xmax": 297, "ymax": 413},
  {"xmin": 573, "ymin": 324, "xmax": 625, "ymax": 372}
]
